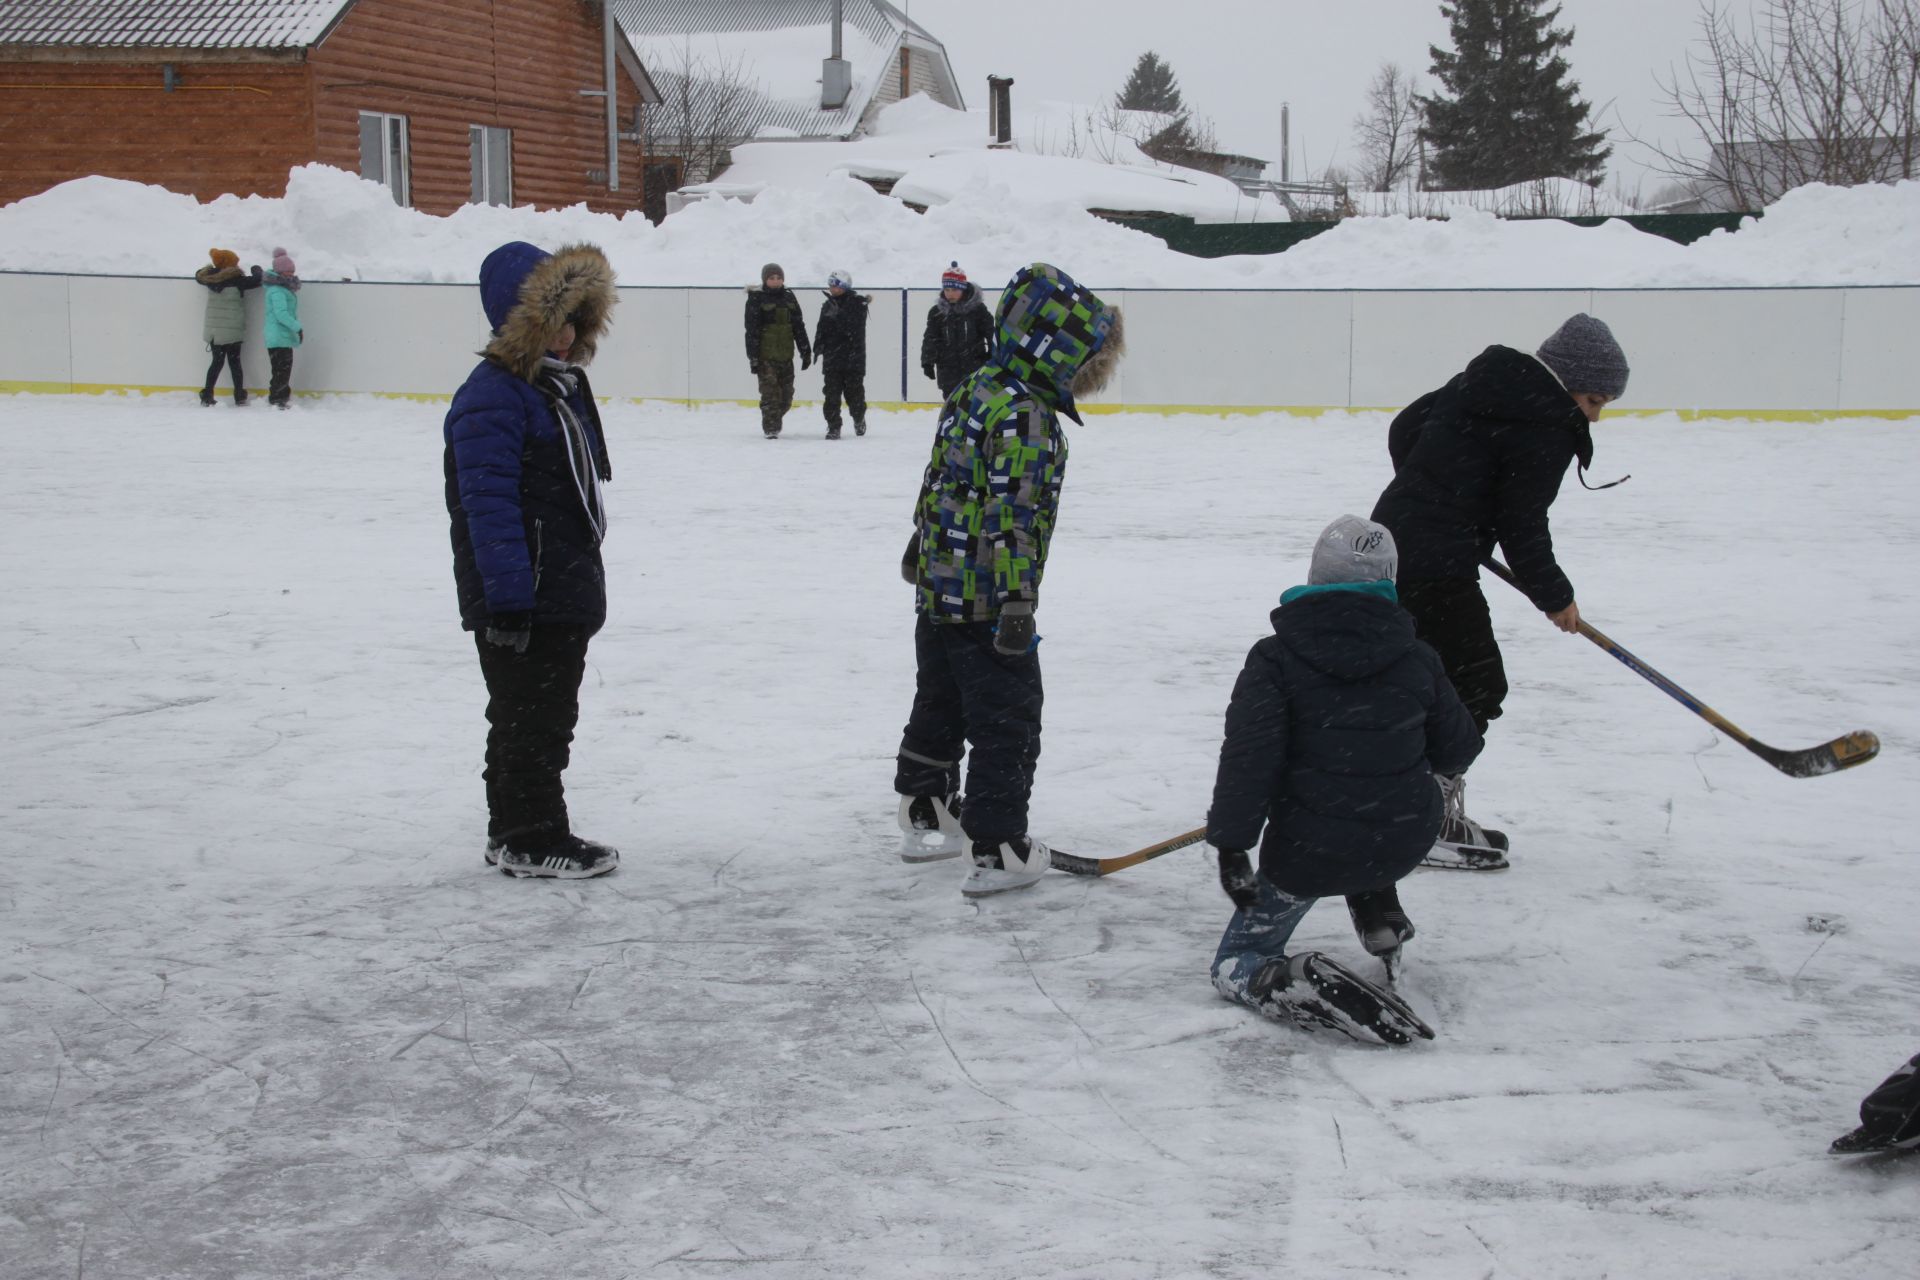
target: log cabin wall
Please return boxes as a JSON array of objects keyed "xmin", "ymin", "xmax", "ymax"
[
  {"xmin": 0, "ymin": 50, "xmax": 314, "ymax": 208},
  {"xmin": 309, "ymin": 0, "xmax": 650, "ymax": 216}
]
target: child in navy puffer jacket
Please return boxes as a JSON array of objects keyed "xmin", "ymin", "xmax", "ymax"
[
  {"xmin": 444, "ymin": 240, "xmax": 619, "ymax": 880},
  {"xmin": 1205, "ymin": 515, "xmax": 1482, "ymax": 1046}
]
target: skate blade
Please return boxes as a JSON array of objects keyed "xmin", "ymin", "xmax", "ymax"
[
  {"xmin": 900, "ymin": 831, "xmax": 964, "ymax": 863},
  {"xmin": 1420, "ymin": 841, "xmax": 1509, "ymax": 871}
]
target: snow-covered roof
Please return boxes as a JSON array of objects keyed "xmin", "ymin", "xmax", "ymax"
[
  {"xmin": 0, "ymin": 0, "xmax": 354, "ymax": 49},
  {"xmin": 612, "ymin": 0, "xmax": 962, "ymax": 141}
]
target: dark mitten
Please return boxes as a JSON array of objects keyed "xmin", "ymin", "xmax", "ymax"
[
  {"xmin": 900, "ymin": 532, "xmax": 919, "ymax": 584},
  {"xmin": 1217, "ymin": 847, "xmax": 1257, "ymax": 912},
  {"xmin": 749, "ymin": 359, "xmax": 763, "ymax": 376},
  {"xmin": 921, "ymin": 363, "xmax": 935, "ymax": 381},
  {"xmin": 484, "ymin": 611, "xmax": 532, "ymax": 655},
  {"xmin": 992, "ymin": 601, "xmax": 1037, "ymax": 656},
  {"xmin": 800, "ymin": 352, "xmax": 812, "ymax": 371}
]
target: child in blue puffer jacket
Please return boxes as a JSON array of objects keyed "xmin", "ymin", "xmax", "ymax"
[{"xmin": 444, "ymin": 241, "xmax": 620, "ymax": 880}]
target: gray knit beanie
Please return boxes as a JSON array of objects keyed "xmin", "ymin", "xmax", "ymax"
[
  {"xmin": 1309, "ymin": 514, "xmax": 1398, "ymax": 585},
  {"xmin": 761, "ymin": 262, "xmax": 784, "ymax": 284},
  {"xmin": 1536, "ymin": 313, "xmax": 1629, "ymax": 398}
]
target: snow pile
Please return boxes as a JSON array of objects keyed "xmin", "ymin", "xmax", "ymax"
[{"xmin": 3, "ymin": 152, "xmax": 1918, "ymax": 289}]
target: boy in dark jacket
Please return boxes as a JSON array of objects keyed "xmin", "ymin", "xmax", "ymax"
[
  {"xmin": 895, "ymin": 263, "xmax": 1125, "ymax": 897},
  {"xmin": 1207, "ymin": 515, "xmax": 1482, "ymax": 1045},
  {"xmin": 744, "ymin": 263, "xmax": 811, "ymax": 439},
  {"xmin": 919, "ymin": 261, "xmax": 993, "ymax": 399},
  {"xmin": 194, "ymin": 248, "xmax": 263, "ymax": 405},
  {"xmin": 445, "ymin": 241, "xmax": 619, "ymax": 879},
  {"xmin": 812, "ymin": 268, "xmax": 868, "ymax": 439},
  {"xmin": 1369, "ymin": 313, "xmax": 1629, "ymax": 869}
]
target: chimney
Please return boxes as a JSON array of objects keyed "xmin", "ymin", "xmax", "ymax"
[
  {"xmin": 988, "ymin": 76, "xmax": 1014, "ymax": 147},
  {"xmin": 821, "ymin": 0, "xmax": 852, "ymax": 108}
]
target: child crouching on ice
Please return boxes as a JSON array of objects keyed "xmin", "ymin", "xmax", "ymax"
[{"xmin": 1205, "ymin": 515, "xmax": 1482, "ymax": 1045}]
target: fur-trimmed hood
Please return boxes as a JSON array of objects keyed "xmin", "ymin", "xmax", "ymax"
[{"xmin": 480, "ymin": 242, "xmax": 616, "ymax": 382}]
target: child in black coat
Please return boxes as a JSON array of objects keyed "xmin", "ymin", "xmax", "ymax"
[
  {"xmin": 1206, "ymin": 515, "xmax": 1483, "ymax": 1045},
  {"xmin": 812, "ymin": 268, "xmax": 869, "ymax": 439}
]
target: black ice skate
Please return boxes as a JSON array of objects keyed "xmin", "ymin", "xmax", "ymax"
[
  {"xmin": 1831, "ymin": 1054, "xmax": 1920, "ymax": 1155},
  {"xmin": 1346, "ymin": 887, "xmax": 1416, "ymax": 980},
  {"xmin": 1248, "ymin": 952, "xmax": 1435, "ymax": 1046},
  {"xmin": 1421, "ymin": 773, "xmax": 1510, "ymax": 870}
]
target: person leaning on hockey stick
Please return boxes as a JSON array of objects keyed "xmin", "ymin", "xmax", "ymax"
[
  {"xmin": 893, "ymin": 262, "xmax": 1124, "ymax": 898},
  {"xmin": 1205, "ymin": 515, "xmax": 1482, "ymax": 1046},
  {"xmin": 1369, "ymin": 313, "xmax": 1629, "ymax": 869}
]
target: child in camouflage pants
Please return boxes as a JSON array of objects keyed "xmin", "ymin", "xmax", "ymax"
[{"xmin": 744, "ymin": 263, "xmax": 812, "ymax": 439}]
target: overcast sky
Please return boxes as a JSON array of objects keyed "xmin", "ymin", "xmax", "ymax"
[{"xmin": 899, "ymin": 0, "xmax": 1716, "ymax": 198}]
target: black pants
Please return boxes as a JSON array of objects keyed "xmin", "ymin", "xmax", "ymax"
[
  {"xmin": 1398, "ymin": 579, "xmax": 1508, "ymax": 736},
  {"xmin": 267, "ymin": 347, "xmax": 294, "ymax": 406},
  {"xmin": 757, "ymin": 360, "xmax": 795, "ymax": 435},
  {"xmin": 203, "ymin": 342, "xmax": 245, "ymax": 402},
  {"xmin": 894, "ymin": 615, "xmax": 1043, "ymax": 845},
  {"xmin": 472, "ymin": 626, "xmax": 590, "ymax": 842},
  {"xmin": 821, "ymin": 366, "xmax": 866, "ymax": 429}
]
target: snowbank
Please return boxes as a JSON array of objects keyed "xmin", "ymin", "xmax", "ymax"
[{"xmin": 3, "ymin": 152, "xmax": 1917, "ymax": 290}]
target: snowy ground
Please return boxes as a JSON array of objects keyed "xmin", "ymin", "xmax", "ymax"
[{"xmin": 3, "ymin": 392, "xmax": 1917, "ymax": 1279}]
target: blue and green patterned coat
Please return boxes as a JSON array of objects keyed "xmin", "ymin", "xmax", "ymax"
[{"xmin": 908, "ymin": 263, "xmax": 1118, "ymax": 623}]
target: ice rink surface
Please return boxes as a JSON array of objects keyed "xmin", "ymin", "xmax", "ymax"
[{"xmin": 3, "ymin": 393, "xmax": 1917, "ymax": 1279}]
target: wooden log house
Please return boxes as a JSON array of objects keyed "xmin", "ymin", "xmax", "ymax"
[{"xmin": 0, "ymin": 0, "xmax": 666, "ymax": 218}]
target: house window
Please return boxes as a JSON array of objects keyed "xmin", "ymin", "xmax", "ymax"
[
  {"xmin": 358, "ymin": 111, "xmax": 410, "ymax": 207},
  {"xmin": 469, "ymin": 125, "xmax": 512, "ymax": 206}
]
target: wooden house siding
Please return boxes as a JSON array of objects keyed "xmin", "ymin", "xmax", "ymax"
[
  {"xmin": 0, "ymin": 55, "xmax": 314, "ymax": 207},
  {"xmin": 0, "ymin": 0, "xmax": 650, "ymax": 215}
]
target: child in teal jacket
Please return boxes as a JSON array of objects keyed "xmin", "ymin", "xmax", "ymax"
[{"xmin": 263, "ymin": 247, "xmax": 303, "ymax": 409}]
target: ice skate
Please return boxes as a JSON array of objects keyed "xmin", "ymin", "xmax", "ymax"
[
  {"xmin": 1422, "ymin": 772, "xmax": 1510, "ymax": 870},
  {"xmin": 1831, "ymin": 1055, "xmax": 1920, "ymax": 1155},
  {"xmin": 897, "ymin": 793, "xmax": 965, "ymax": 862},
  {"xmin": 1248, "ymin": 952, "xmax": 1434, "ymax": 1046},
  {"xmin": 497, "ymin": 834, "xmax": 620, "ymax": 879},
  {"xmin": 960, "ymin": 836, "xmax": 1051, "ymax": 898}
]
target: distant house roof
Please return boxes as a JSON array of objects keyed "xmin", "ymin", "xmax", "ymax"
[
  {"xmin": 0, "ymin": 0, "xmax": 356, "ymax": 49},
  {"xmin": 612, "ymin": 0, "xmax": 963, "ymax": 141}
]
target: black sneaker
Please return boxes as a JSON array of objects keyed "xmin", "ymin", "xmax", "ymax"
[{"xmin": 498, "ymin": 834, "xmax": 620, "ymax": 879}]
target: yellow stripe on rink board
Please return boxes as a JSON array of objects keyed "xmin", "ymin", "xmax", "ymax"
[{"xmin": 3, "ymin": 382, "xmax": 1914, "ymax": 420}]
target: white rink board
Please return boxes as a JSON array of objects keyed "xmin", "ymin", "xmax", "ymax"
[{"xmin": 3, "ymin": 271, "xmax": 1916, "ymax": 413}]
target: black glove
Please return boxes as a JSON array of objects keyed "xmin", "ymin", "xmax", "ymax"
[
  {"xmin": 993, "ymin": 601, "xmax": 1037, "ymax": 656},
  {"xmin": 1217, "ymin": 847, "xmax": 1257, "ymax": 912},
  {"xmin": 748, "ymin": 359, "xmax": 762, "ymax": 376},
  {"xmin": 800, "ymin": 352, "xmax": 812, "ymax": 371},
  {"xmin": 484, "ymin": 611, "xmax": 532, "ymax": 655},
  {"xmin": 900, "ymin": 532, "xmax": 919, "ymax": 584},
  {"xmin": 921, "ymin": 364, "xmax": 936, "ymax": 382}
]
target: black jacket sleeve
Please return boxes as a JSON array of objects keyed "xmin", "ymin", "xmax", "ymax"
[
  {"xmin": 1491, "ymin": 429, "xmax": 1576, "ymax": 612},
  {"xmin": 1205, "ymin": 646, "xmax": 1290, "ymax": 853},
  {"xmin": 969, "ymin": 301, "xmax": 994, "ymax": 363},
  {"xmin": 790, "ymin": 295, "xmax": 811, "ymax": 364},
  {"xmin": 920, "ymin": 306, "xmax": 939, "ymax": 371},
  {"xmin": 1388, "ymin": 390, "xmax": 1439, "ymax": 471}
]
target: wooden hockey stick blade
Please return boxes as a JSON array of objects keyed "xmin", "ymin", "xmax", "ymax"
[
  {"xmin": 1050, "ymin": 826, "xmax": 1208, "ymax": 877},
  {"xmin": 1483, "ymin": 558, "xmax": 1879, "ymax": 779}
]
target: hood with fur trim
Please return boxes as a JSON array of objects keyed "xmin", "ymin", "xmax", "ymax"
[{"xmin": 479, "ymin": 241, "xmax": 616, "ymax": 382}]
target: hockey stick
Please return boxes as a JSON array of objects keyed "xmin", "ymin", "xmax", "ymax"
[
  {"xmin": 1050, "ymin": 826, "xmax": 1208, "ymax": 877},
  {"xmin": 1483, "ymin": 558, "xmax": 1879, "ymax": 778}
]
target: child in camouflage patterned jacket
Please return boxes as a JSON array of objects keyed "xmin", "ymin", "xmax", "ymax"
[{"xmin": 893, "ymin": 262, "xmax": 1125, "ymax": 899}]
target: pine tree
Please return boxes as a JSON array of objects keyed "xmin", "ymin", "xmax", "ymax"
[
  {"xmin": 1420, "ymin": 0, "xmax": 1612, "ymax": 190},
  {"xmin": 1115, "ymin": 52, "xmax": 1185, "ymax": 115}
]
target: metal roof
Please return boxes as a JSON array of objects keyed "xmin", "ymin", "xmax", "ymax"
[
  {"xmin": 612, "ymin": 0, "xmax": 960, "ymax": 140},
  {"xmin": 0, "ymin": 0, "xmax": 355, "ymax": 49}
]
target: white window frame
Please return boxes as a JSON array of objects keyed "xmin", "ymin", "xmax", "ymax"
[
  {"xmin": 469, "ymin": 124, "xmax": 513, "ymax": 206},
  {"xmin": 358, "ymin": 110, "xmax": 411, "ymax": 207}
]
